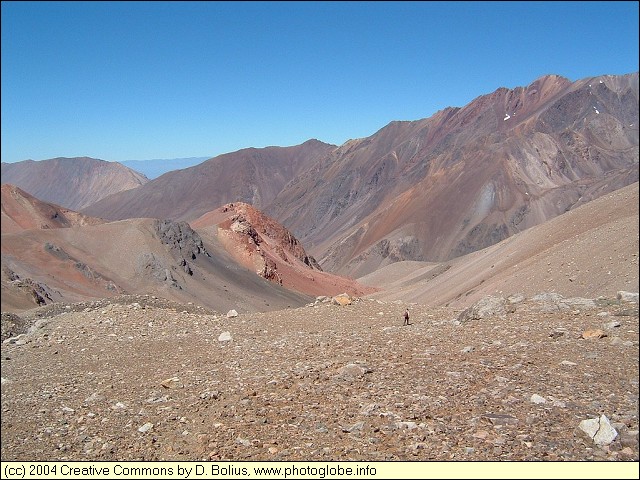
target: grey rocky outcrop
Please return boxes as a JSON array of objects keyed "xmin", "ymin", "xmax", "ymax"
[
  {"xmin": 136, "ymin": 252, "xmax": 181, "ymax": 289},
  {"xmin": 531, "ymin": 292, "xmax": 596, "ymax": 311},
  {"xmin": 154, "ymin": 219, "xmax": 210, "ymax": 277},
  {"xmin": 456, "ymin": 295, "xmax": 507, "ymax": 323}
]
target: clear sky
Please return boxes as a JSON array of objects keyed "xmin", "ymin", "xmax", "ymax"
[{"xmin": 2, "ymin": 1, "xmax": 638, "ymax": 163}]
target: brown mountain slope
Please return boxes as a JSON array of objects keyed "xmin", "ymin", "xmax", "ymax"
[
  {"xmin": 267, "ymin": 73, "xmax": 639, "ymax": 276},
  {"xmin": 360, "ymin": 181, "xmax": 639, "ymax": 309},
  {"xmin": 82, "ymin": 139, "xmax": 335, "ymax": 221},
  {"xmin": 1, "ymin": 184, "xmax": 104, "ymax": 234},
  {"xmin": 190, "ymin": 202, "xmax": 377, "ymax": 297},
  {"xmin": 1, "ymin": 157, "xmax": 148, "ymax": 211},
  {"xmin": 1, "ymin": 217, "xmax": 313, "ymax": 314}
]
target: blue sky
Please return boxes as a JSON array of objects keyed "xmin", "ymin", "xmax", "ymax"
[{"xmin": 1, "ymin": 1, "xmax": 638, "ymax": 163}]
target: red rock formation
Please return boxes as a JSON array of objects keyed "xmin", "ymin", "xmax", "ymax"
[{"xmin": 191, "ymin": 203, "xmax": 377, "ymax": 297}]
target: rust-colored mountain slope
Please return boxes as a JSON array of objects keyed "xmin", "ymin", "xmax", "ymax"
[
  {"xmin": 1, "ymin": 184, "xmax": 104, "ymax": 234},
  {"xmin": 82, "ymin": 139, "xmax": 335, "ymax": 221},
  {"xmin": 1, "ymin": 157, "xmax": 148, "ymax": 211}
]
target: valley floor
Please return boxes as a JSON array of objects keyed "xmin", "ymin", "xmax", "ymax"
[{"xmin": 1, "ymin": 294, "xmax": 638, "ymax": 462}]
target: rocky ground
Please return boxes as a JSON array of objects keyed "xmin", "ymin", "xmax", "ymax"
[{"xmin": 1, "ymin": 292, "xmax": 638, "ymax": 462}]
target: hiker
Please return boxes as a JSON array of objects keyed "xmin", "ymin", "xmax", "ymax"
[{"xmin": 403, "ymin": 308, "xmax": 410, "ymax": 326}]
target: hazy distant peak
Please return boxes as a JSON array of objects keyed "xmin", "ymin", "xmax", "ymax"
[{"xmin": 1, "ymin": 157, "xmax": 148, "ymax": 210}]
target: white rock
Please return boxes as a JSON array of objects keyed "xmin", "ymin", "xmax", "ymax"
[
  {"xmin": 218, "ymin": 331, "xmax": 232, "ymax": 342},
  {"xmin": 617, "ymin": 291, "xmax": 639, "ymax": 303},
  {"xmin": 530, "ymin": 394, "xmax": 547, "ymax": 404},
  {"xmin": 579, "ymin": 415, "xmax": 618, "ymax": 445},
  {"xmin": 337, "ymin": 363, "xmax": 372, "ymax": 377},
  {"xmin": 396, "ymin": 421, "xmax": 418, "ymax": 430},
  {"xmin": 138, "ymin": 422, "xmax": 154, "ymax": 433}
]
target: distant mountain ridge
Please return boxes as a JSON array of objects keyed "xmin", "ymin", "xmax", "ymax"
[
  {"xmin": 119, "ymin": 157, "xmax": 211, "ymax": 179},
  {"xmin": 1, "ymin": 157, "xmax": 148, "ymax": 211},
  {"xmin": 83, "ymin": 139, "xmax": 335, "ymax": 221}
]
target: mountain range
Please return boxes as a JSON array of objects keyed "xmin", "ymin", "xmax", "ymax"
[{"xmin": 1, "ymin": 72, "xmax": 638, "ymax": 314}]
